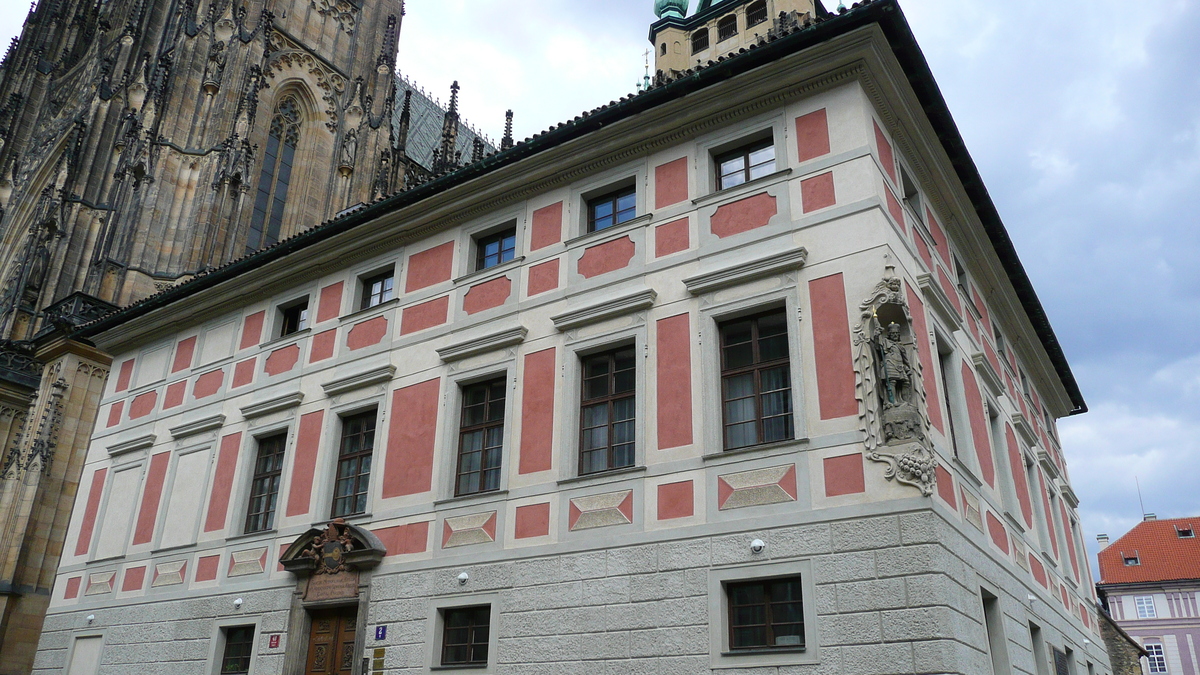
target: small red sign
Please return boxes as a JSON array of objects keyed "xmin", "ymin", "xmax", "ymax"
[{"xmin": 269, "ymin": 635, "xmax": 281, "ymax": 649}]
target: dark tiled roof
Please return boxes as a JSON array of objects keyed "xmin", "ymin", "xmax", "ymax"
[
  {"xmin": 392, "ymin": 75, "xmax": 496, "ymax": 171},
  {"xmin": 72, "ymin": 0, "xmax": 1087, "ymax": 415},
  {"xmin": 1098, "ymin": 517, "xmax": 1200, "ymax": 585}
]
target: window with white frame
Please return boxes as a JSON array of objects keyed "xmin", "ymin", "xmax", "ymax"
[
  {"xmin": 1136, "ymin": 596, "xmax": 1158, "ymax": 619},
  {"xmin": 1145, "ymin": 642, "xmax": 1168, "ymax": 673}
]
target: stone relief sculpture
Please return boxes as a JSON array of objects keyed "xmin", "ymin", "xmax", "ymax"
[
  {"xmin": 853, "ymin": 266, "xmax": 938, "ymax": 495},
  {"xmin": 203, "ymin": 41, "xmax": 227, "ymax": 94}
]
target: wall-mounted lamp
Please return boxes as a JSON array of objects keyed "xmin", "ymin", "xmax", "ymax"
[
  {"xmin": 457, "ymin": 572, "xmax": 469, "ymax": 585},
  {"xmin": 86, "ymin": 615, "xmax": 95, "ymax": 624},
  {"xmin": 233, "ymin": 598, "xmax": 243, "ymax": 609},
  {"xmin": 750, "ymin": 539, "xmax": 766, "ymax": 554}
]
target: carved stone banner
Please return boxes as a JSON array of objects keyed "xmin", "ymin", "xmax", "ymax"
[
  {"xmin": 280, "ymin": 518, "xmax": 386, "ymax": 603},
  {"xmin": 853, "ymin": 267, "xmax": 938, "ymax": 496},
  {"xmin": 305, "ymin": 570, "xmax": 360, "ymax": 602}
]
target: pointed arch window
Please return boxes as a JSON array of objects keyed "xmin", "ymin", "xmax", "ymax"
[{"xmin": 247, "ymin": 96, "xmax": 302, "ymax": 254}]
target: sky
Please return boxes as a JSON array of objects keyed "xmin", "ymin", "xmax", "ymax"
[{"xmin": 2, "ymin": 0, "xmax": 1199, "ymax": 571}]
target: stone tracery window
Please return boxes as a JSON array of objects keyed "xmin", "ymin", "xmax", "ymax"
[{"xmin": 247, "ymin": 95, "xmax": 302, "ymax": 254}]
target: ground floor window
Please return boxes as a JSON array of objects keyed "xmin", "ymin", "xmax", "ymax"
[
  {"xmin": 727, "ymin": 576, "xmax": 805, "ymax": 650},
  {"xmin": 1146, "ymin": 643, "xmax": 1168, "ymax": 673},
  {"xmin": 442, "ymin": 605, "xmax": 491, "ymax": 666},
  {"xmin": 220, "ymin": 625, "xmax": 255, "ymax": 674}
]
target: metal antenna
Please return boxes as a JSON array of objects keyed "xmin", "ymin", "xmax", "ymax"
[{"xmin": 1136, "ymin": 476, "xmax": 1146, "ymax": 517}]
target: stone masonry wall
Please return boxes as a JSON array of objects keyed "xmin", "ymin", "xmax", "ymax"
[{"xmin": 34, "ymin": 508, "xmax": 1109, "ymax": 674}]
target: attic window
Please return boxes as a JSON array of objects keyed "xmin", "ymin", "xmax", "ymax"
[
  {"xmin": 1178, "ymin": 526, "xmax": 1195, "ymax": 539},
  {"xmin": 691, "ymin": 28, "xmax": 710, "ymax": 54},
  {"xmin": 747, "ymin": 1, "xmax": 768, "ymax": 27},
  {"xmin": 718, "ymin": 15, "xmax": 738, "ymax": 42},
  {"xmin": 1123, "ymin": 555, "xmax": 1140, "ymax": 566}
]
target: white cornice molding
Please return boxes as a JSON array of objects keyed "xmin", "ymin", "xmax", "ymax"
[
  {"xmin": 1057, "ymin": 481, "xmax": 1079, "ymax": 509},
  {"xmin": 551, "ymin": 290, "xmax": 657, "ymax": 332},
  {"xmin": 683, "ymin": 248, "xmax": 808, "ymax": 296},
  {"xmin": 1037, "ymin": 449, "xmax": 1061, "ymax": 482},
  {"xmin": 972, "ymin": 352, "xmax": 1004, "ymax": 398},
  {"xmin": 108, "ymin": 434, "xmax": 157, "ymax": 457},
  {"xmin": 916, "ymin": 273, "xmax": 962, "ymax": 330},
  {"xmin": 321, "ymin": 365, "xmax": 397, "ymax": 397},
  {"xmin": 168, "ymin": 414, "xmax": 227, "ymax": 440},
  {"xmin": 436, "ymin": 327, "xmax": 528, "ymax": 363},
  {"xmin": 240, "ymin": 392, "xmax": 305, "ymax": 420},
  {"xmin": 1012, "ymin": 411, "xmax": 1040, "ymax": 449}
]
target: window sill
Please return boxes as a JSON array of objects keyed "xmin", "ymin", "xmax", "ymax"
[
  {"xmin": 224, "ymin": 529, "xmax": 277, "ymax": 544},
  {"xmin": 564, "ymin": 213, "xmax": 653, "ymax": 248},
  {"xmin": 430, "ymin": 665, "xmax": 488, "ymax": 671},
  {"xmin": 434, "ymin": 489, "xmax": 509, "ymax": 508},
  {"xmin": 261, "ymin": 328, "xmax": 311, "ymax": 351},
  {"xmin": 722, "ymin": 647, "xmax": 807, "ymax": 657},
  {"xmin": 951, "ymin": 456, "xmax": 983, "ymax": 489},
  {"xmin": 339, "ymin": 297, "xmax": 399, "ymax": 324},
  {"xmin": 692, "ymin": 168, "xmax": 792, "ymax": 208},
  {"xmin": 702, "ymin": 438, "xmax": 809, "ymax": 464},
  {"xmin": 557, "ymin": 465, "xmax": 646, "ymax": 487},
  {"xmin": 314, "ymin": 512, "xmax": 373, "ymax": 528},
  {"xmin": 151, "ymin": 542, "xmax": 199, "ymax": 555},
  {"xmin": 453, "ymin": 257, "xmax": 526, "ymax": 286}
]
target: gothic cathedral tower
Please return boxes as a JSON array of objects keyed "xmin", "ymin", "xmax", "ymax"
[{"xmin": 0, "ymin": 0, "xmax": 404, "ymax": 341}]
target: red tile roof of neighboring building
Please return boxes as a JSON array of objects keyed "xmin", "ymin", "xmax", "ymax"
[{"xmin": 1098, "ymin": 517, "xmax": 1200, "ymax": 585}]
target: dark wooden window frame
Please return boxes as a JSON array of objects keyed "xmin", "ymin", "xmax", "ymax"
[
  {"xmin": 280, "ymin": 299, "xmax": 309, "ymax": 337},
  {"xmin": 441, "ymin": 605, "xmax": 491, "ymax": 666},
  {"xmin": 717, "ymin": 14, "xmax": 739, "ymax": 42},
  {"xmin": 726, "ymin": 576, "xmax": 806, "ymax": 651},
  {"xmin": 456, "ymin": 377, "xmax": 506, "ymax": 496},
  {"xmin": 360, "ymin": 271, "xmax": 395, "ymax": 310},
  {"xmin": 330, "ymin": 410, "xmax": 376, "ymax": 518},
  {"xmin": 746, "ymin": 1, "xmax": 769, "ymax": 27},
  {"xmin": 247, "ymin": 96, "xmax": 302, "ymax": 254},
  {"xmin": 244, "ymin": 433, "xmax": 287, "ymax": 534},
  {"xmin": 579, "ymin": 347, "xmax": 637, "ymax": 475},
  {"xmin": 220, "ymin": 625, "xmax": 256, "ymax": 675},
  {"xmin": 586, "ymin": 185, "xmax": 637, "ymax": 233},
  {"xmin": 691, "ymin": 27, "xmax": 710, "ymax": 54},
  {"xmin": 719, "ymin": 309, "xmax": 794, "ymax": 450},
  {"xmin": 475, "ymin": 227, "xmax": 517, "ymax": 271},
  {"xmin": 715, "ymin": 138, "xmax": 776, "ymax": 191}
]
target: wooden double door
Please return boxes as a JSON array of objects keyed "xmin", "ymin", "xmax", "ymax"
[{"xmin": 305, "ymin": 606, "xmax": 358, "ymax": 675}]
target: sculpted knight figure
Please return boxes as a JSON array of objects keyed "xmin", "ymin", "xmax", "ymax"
[{"xmin": 878, "ymin": 322, "xmax": 913, "ymax": 407}]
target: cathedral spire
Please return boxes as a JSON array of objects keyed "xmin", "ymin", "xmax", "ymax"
[
  {"xmin": 501, "ymin": 110, "xmax": 514, "ymax": 151},
  {"xmin": 396, "ymin": 89, "xmax": 412, "ymax": 152},
  {"xmin": 434, "ymin": 81, "xmax": 461, "ymax": 174}
]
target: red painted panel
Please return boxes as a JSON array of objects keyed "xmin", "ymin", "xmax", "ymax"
[
  {"xmin": 122, "ymin": 566, "xmax": 146, "ymax": 592},
  {"xmin": 656, "ymin": 314, "xmax": 694, "ymax": 450},
  {"xmin": 1038, "ymin": 469, "xmax": 1059, "ymax": 559},
  {"xmin": 710, "ymin": 192, "xmax": 777, "ymax": 238},
  {"xmin": 972, "ymin": 287, "xmax": 991, "ymax": 330},
  {"xmin": 809, "ymin": 274, "xmax": 857, "ymax": 419},
  {"xmin": 801, "ymin": 172, "xmax": 836, "ymax": 213},
  {"xmin": 926, "ymin": 208, "xmax": 949, "ymax": 263},
  {"xmin": 463, "ymin": 276, "xmax": 512, "ymax": 315},
  {"xmin": 309, "ymin": 329, "xmax": 337, "ymax": 363},
  {"xmin": 171, "ymin": 337, "xmax": 196, "ymax": 373},
  {"xmin": 654, "ymin": 217, "xmax": 690, "ymax": 258},
  {"xmin": 823, "ymin": 453, "xmax": 866, "ymax": 497},
  {"xmin": 717, "ymin": 477, "xmax": 734, "ymax": 509},
  {"xmin": 937, "ymin": 267, "xmax": 963, "ymax": 316},
  {"xmin": 960, "ymin": 362, "xmax": 995, "ymax": 488},
  {"xmin": 193, "ymin": 369, "xmax": 224, "ymax": 399},
  {"xmin": 239, "ymin": 311, "xmax": 265, "ymax": 350},
  {"xmin": 195, "ymin": 555, "xmax": 220, "ymax": 582},
  {"xmin": 906, "ymin": 285, "xmax": 943, "ymax": 433},
  {"xmin": 232, "ymin": 359, "xmax": 256, "ymax": 388},
  {"xmin": 657, "ymin": 481, "xmax": 694, "ymax": 520},
  {"xmin": 482, "ymin": 513, "xmax": 498, "ymax": 540},
  {"xmin": 617, "ymin": 492, "xmax": 634, "ymax": 522},
  {"xmin": 132, "ymin": 451, "xmax": 170, "ymax": 545},
  {"xmin": 374, "ymin": 522, "xmax": 431, "ymax": 556},
  {"xmin": 986, "ymin": 512, "xmax": 1010, "ymax": 554},
  {"xmin": 519, "ymin": 348, "xmax": 556, "ymax": 475},
  {"xmin": 530, "ymin": 202, "xmax": 564, "ymax": 251},
  {"xmin": 885, "ymin": 187, "xmax": 905, "ymax": 234},
  {"xmin": 203, "ymin": 433, "xmax": 242, "ymax": 533},
  {"xmin": 106, "ymin": 400, "xmax": 124, "ymax": 428},
  {"xmin": 74, "ymin": 468, "xmax": 108, "ymax": 556},
  {"xmin": 874, "ymin": 120, "xmax": 897, "ymax": 183},
  {"xmin": 527, "ymin": 259, "xmax": 560, "ymax": 296},
  {"xmin": 400, "ymin": 297, "xmax": 448, "ymax": 335},
  {"xmin": 1030, "ymin": 555, "xmax": 1048, "ymax": 588},
  {"xmin": 515, "ymin": 503, "xmax": 552, "ymax": 538},
  {"xmin": 578, "ymin": 235, "xmax": 636, "ymax": 279},
  {"xmin": 935, "ymin": 465, "xmax": 956, "ymax": 508},
  {"xmin": 780, "ymin": 465, "xmax": 799, "ymax": 500},
  {"xmin": 64, "ymin": 576, "xmax": 81, "ymax": 599},
  {"xmin": 163, "ymin": 381, "xmax": 186, "ymax": 409},
  {"xmin": 1006, "ymin": 425, "xmax": 1034, "ymax": 527},
  {"xmin": 115, "ymin": 359, "xmax": 134, "ymax": 392},
  {"xmin": 129, "ymin": 391, "xmax": 157, "ymax": 419},
  {"xmin": 984, "ymin": 340, "xmax": 1001, "ymax": 376},
  {"xmin": 913, "ymin": 229, "xmax": 934, "ymax": 271},
  {"xmin": 655, "ymin": 157, "xmax": 689, "ymax": 209},
  {"xmin": 348, "ymin": 315, "xmax": 390, "ymax": 348},
  {"xmin": 405, "ymin": 241, "xmax": 455, "ymax": 293},
  {"xmin": 264, "ymin": 345, "xmax": 300, "ymax": 376},
  {"xmin": 383, "ymin": 379, "xmax": 441, "ymax": 498},
  {"xmin": 1062, "ymin": 502, "xmax": 1080, "ymax": 582},
  {"xmin": 796, "ymin": 109, "xmax": 831, "ymax": 162},
  {"xmin": 316, "ymin": 282, "xmax": 344, "ymax": 323},
  {"xmin": 285, "ymin": 411, "xmax": 325, "ymax": 517}
]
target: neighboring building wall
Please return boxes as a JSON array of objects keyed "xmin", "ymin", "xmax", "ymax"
[
  {"xmin": 36, "ymin": 12, "xmax": 1106, "ymax": 675},
  {"xmin": 1101, "ymin": 610, "xmax": 1149, "ymax": 675}
]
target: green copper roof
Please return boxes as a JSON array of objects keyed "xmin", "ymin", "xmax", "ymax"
[{"xmin": 655, "ymin": 0, "xmax": 689, "ymax": 18}]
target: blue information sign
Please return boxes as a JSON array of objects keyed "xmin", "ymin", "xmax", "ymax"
[{"xmin": 375, "ymin": 625, "xmax": 387, "ymax": 641}]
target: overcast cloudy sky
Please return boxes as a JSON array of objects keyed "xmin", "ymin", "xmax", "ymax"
[{"xmin": 2, "ymin": 0, "xmax": 1198, "ymax": 567}]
